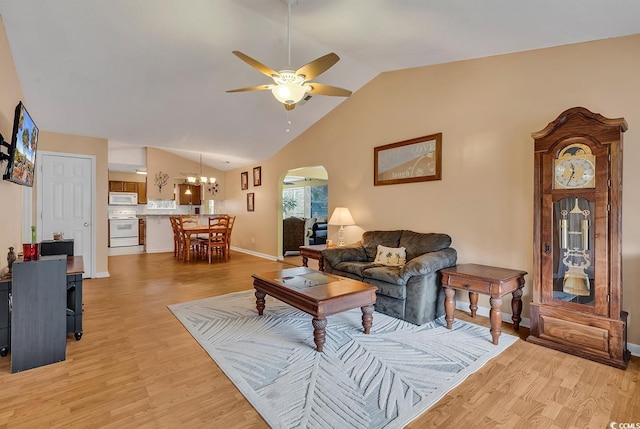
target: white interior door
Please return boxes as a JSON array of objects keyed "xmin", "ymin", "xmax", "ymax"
[{"xmin": 37, "ymin": 152, "xmax": 94, "ymax": 278}]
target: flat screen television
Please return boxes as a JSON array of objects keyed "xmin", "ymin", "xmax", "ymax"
[{"xmin": 3, "ymin": 101, "xmax": 38, "ymax": 187}]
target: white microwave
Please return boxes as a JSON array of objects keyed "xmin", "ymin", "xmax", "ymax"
[{"xmin": 109, "ymin": 192, "xmax": 138, "ymax": 206}]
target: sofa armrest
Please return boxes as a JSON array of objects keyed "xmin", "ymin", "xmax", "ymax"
[
  {"xmin": 322, "ymin": 243, "xmax": 367, "ymax": 268},
  {"xmin": 400, "ymin": 248, "xmax": 457, "ymax": 280}
]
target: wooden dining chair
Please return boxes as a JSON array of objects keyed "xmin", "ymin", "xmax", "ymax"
[
  {"xmin": 177, "ymin": 216, "xmax": 203, "ymax": 262},
  {"xmin": 206, "ymin": 215, "xmax": 230, "ymax": 263},
  {"xmin": 226, "ymin": 215, "xmax": 236, "ymax": 258},
  {"xmin": 169, "ymin": 216, "xmax": 180, "ymax": 258}
]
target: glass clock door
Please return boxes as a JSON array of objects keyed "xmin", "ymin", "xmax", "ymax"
[{"xmin": 552, "ymin": 196, "xmax": 595, "ymax": 306}]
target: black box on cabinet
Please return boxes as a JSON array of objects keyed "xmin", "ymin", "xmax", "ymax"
[{"xmin": 40, "ymin": 239, "xmax": 74, "ymax": 257}]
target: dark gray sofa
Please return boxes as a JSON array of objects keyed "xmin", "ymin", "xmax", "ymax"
[{"xmin": 322, "ymin": 230, "xmax": 457, "ymax": 325}]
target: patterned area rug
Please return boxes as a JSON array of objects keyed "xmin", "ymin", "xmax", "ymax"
[{"xmin": 169, "ymin": 290, "xmax": 517, "ymax": 429}]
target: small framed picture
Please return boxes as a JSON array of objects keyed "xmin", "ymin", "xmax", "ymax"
[
  {"xmin": 247, "ymin": 192, "xmax": 255, "ymax": 212},
  {"xmin": 253, "ymin": 166, "xmax": 262, "ymax": 187},
  {"xmin": 241, "ymin": 171, "xmax": 249, "ymax": 190}
]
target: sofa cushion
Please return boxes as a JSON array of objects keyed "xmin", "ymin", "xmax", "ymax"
[
  {"xmin": 399, "ymin": 231, "xmax": 452, "ymax": 261},
  {"xmin": 361, "ymin": 230, "xmax": 403, "ymax": 260},
  {"xmin": 362, "ymin": 265, "xmax": 406, "ymax": 287},
  {"xmin": 362, "ymin": 268, "xmax": 406, "ymax": 299},
  {"xmin": 334, "ymin": 261, "xmax": 377, "ymax": 277},
  {"xmin": 322, "ymin": 245, "xmax": 367, "ymax": 268},
  {"xmin": 373, "ymin": 245, "xmax": 407, "ymax": 267}
]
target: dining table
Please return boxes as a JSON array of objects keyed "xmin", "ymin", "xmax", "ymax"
[{"xmin": 182, "ymin": 224, "xmax": 228, "ymax": 262}]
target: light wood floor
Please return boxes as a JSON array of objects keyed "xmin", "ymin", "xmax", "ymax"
[{"xmin": 0, "ymin": 251, "xmax": 637, "ymax": 428}]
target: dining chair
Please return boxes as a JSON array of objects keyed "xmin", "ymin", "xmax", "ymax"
[
  {"xmin": 177, "ymin": 216, "xmax": 203, "ymax": 262},
  {"xmin": 226, "ymin": 215, "xmax": 236, "ymax": 258},
  {"xmin": 206, "ymin": 215, "xmax": 230, "ymax": 263},
  {"xmin": 169, "ymin": 216, "xmax": 181, "ymax": 259}
]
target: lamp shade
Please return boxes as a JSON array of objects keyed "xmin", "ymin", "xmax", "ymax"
[{"xmin": 328, "ymin": 207, "xmax": 355, "ymax": 226}]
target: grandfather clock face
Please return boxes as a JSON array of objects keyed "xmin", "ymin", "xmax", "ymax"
[{"xmin": 553, "ymin": 143, "xmax": 596, "ymax": 189}]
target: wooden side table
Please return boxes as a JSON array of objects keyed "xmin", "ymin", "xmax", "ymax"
[
  {"xmin": 440, "ymin": 263, "xmax": 527, "ymax": 345},
  {"xmin": 299, "ymin": 244, "xmax": 326, "ymax": 272}
]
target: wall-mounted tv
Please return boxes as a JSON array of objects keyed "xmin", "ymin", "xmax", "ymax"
[{"xmin": 3, "ymin": 101, "xmax": 38, "ymax": 187}]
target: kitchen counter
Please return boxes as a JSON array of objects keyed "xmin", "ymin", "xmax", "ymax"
[
  {"xmin": 145, "ymin": 215, "xmax": 174, "ymax": 253},
  {"xmin": 143, "ymin": 214, "xmax": 228, "ymax": 254}
]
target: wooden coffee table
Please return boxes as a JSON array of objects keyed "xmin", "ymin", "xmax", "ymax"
[{"xmin": 252, "ymin": 267, "xmax": 377, "ymax": 352}]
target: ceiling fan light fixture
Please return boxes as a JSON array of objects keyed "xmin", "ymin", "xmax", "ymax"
[{"xmin": 272, "ymin": 81, "xmax": 307, "ymax": 105}]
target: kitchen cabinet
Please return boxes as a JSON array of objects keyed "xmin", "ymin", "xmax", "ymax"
[
  {"xmin": 178, "ymin": 184, "xmax": 201, "ymax": 205},
  {"xmin": 109, "ymin": 180, "xmax": 147, "ymax": 204},
  {"xmin": 138, "ymin": 218, "xmax": 146, "ymax": 246},
  {"xmin": 109, "ymin": 181, "xmax": 125, "ymax": 192},
  {"xmin": 137, "ymin": 181, "xmax": 147, "ymax": 204},
  {"xmin": 123, "ymin": 182, "xmax": 137, "ymax": 192}
]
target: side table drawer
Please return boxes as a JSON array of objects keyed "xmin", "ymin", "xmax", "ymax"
[{"xmin": 443, "ymin": 275, "xmax": 491, "ymax": 294}]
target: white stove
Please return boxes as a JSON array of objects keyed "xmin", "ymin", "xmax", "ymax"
[{"xmin": 109, "ymin": 208, "xmax": 139, "ymax": 247}]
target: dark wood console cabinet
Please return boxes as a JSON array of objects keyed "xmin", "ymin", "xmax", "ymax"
[{"xmin": 0, "ymin": 256, "xmax": 84, "ymax": 366}]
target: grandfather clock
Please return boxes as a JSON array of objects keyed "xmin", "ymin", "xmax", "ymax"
[{"xmin": 527, "ymin": 107, "xmax": 630, "ymax": 369}]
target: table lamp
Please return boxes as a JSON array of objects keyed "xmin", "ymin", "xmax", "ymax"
[{"xmin": 328, "ymin": 207, "xmax": 355, "ymax": 246}]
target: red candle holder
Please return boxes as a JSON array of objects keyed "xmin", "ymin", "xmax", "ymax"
[{"xmin": 22, "ymin": 243, "xmax": 39, "ymax": 261}]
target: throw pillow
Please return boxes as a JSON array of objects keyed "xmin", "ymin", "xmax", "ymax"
[
  {"xmin": 374, "ymin": 245, "xmax": 407, "ymax": 267},
  {"xmin": 305, "ymin": 217, "xmax": 317, "ymax": 237}
]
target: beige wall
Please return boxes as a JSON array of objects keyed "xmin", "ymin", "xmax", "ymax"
[
  {"xmin": 37, "ymin": 131, "xmax": 109, "ymax": 275},
  {"xmin": 0, "ymin": 17, "xmax": 30, "ymax": 264},
  {"xmin": 145, "ymin": 147, "xmax": 226, "ymax": 205},
  {"xmin": 0, "ymin": 17, "xmax": 110, "ymax": 276},
  {"xmin": 108, "ymin": 171, "xmax": 147, "ymax": 182},
  {"xmin": 226, "ymin": 34, "xmax": 640, "ymax": 343}
]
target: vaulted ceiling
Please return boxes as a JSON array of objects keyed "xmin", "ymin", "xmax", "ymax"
[{"xmin": 1, "ymin": 0, "xmax": 639, "ymax": 171}]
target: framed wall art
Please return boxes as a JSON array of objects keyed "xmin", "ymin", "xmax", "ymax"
[
  {"xmin": 241, "ymin": 171, "xmax": 249, "ymax": 190},
  {"xmin": 247, "ymin": 192, "xmax": 255, "ymax": 212},
  {"xmin": 374, "ymin": 133, "xmax": 442, "ymax": 186},
  {"xmin": 253, "ymin": 166, "xmax": 262, "ymax": 186}
]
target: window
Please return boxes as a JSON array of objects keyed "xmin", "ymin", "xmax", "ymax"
[{"xmin": 283, "ymin": 187, "xmax": 305, "ymax": 218}]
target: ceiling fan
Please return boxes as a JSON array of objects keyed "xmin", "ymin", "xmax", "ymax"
[{"xmin": 226, "ymin": 0, "xmax": 352, "ymax": 111}]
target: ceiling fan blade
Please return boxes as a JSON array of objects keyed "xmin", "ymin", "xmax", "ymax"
[
  {"xmin": 226, "ymin": 84, "xmax": 272, "ymax": 93},
  {"xmin": 307, "ymin": 83, "xmax": 352, "ymax": 97},
  {"xmin": 232, "ymin": 51, "xmax": 280, "ymax": 78},
  {"xmin": 295, "ymin": 53, "xmax": 339, "ymax": 80},
  {"xmin": 284, "ymin": 103, "xmax": 296, "ymax": 111}
]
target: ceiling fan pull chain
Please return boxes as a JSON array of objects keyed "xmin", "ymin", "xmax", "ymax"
[{"xmin": 285, "ymin": 109, "xmax": 292, "ymax": 133}]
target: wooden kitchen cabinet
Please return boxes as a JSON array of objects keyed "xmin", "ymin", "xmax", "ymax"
[
  {"xmin": 138, "ymin": 218, "xmax": 145, "ymax": 246},
  {"xmin": 109, "ymin": 181, "xmax": 125, "ymax": 192},
  {"xmin": 123, "ymin": 182, "xmax": 137, "ymax": 192},
  {"xmin": 137, "ymin": 181, "xmax": 147, "ymax": 204},
  {"xmin": 109, "ymin": 180, "xmax": 147, "ymax": 204},
  {"xmin": 178, "ymin": 184, "xmax": 201, "ymax": 205}
]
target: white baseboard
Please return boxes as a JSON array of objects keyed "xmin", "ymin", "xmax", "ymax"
[
  {"xmin": 456, "ymin": 301, "xmax": 639, "ymax": 357},
  {"xmin": 230, "ymin": 246, "xmax": 278, "ymax": 261},
  {"xmin": 145, "ymin": 248, "xmax": 174, "ymax": 253}
]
